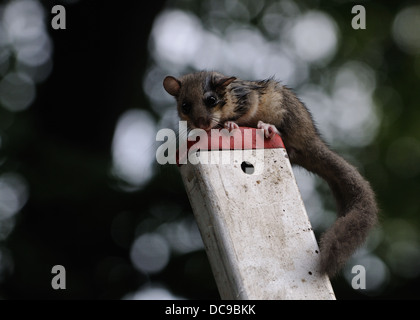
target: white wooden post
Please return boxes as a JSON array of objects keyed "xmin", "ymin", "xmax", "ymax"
[{"xmin": 178, "ymin": 128, "xmax": 335, "ymax": 300}]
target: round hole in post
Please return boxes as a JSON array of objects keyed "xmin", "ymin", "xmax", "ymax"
[{"xmin": 241, "ymin": 161, "xmax": 255, "ymax": 174}]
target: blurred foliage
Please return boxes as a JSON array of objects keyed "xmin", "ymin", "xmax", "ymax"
[{"xmin": 0, "ymin": 0, "xmax": 419, "ymax": 300}]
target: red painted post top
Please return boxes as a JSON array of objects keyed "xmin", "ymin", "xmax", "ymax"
[{"xmin": 177, "ymin": 127, "xmax": 284, "ymax": 166}]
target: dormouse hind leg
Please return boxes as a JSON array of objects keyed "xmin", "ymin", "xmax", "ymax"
[
  {"xmin": 224, "ymin": 121, "xmax": 240, "ymax": 131},
  {"xmin": 257, "ymin": 121, "xmax": 280, "ymax": 139}
]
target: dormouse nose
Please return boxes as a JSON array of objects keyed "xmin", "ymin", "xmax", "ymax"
[{"xmin": 195, "ymin": 117, "xmax": 211, "ymax": 130}]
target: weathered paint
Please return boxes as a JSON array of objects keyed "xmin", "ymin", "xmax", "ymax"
[{"xmin": 180, "ymin": 147, "xmax": 336, "ymax": 300}]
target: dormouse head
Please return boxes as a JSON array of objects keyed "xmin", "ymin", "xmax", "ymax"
[{"xmin": 163, "ymin": 71, "xmax": 236, "ymax": 130}]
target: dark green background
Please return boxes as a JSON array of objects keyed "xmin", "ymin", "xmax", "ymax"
[{"xmin": 0, "ymin": 0, "xmax": 419, "ymax": 299}]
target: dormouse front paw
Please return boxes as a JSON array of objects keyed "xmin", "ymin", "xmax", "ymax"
[
  {"xmin": 224, "ymin": 121, "xmax": 240, "ymax": 132},
  {"xmin": 257, "ymin": 121, "xmax": 280, "ymax": 139}
]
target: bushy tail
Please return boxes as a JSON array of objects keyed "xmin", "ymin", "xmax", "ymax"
[{"xmin": 290, "ymin": 139, "xmax": 378, "ymax": 277}]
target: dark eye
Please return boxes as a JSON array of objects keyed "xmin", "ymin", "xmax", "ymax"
[
  {"xmin": 181, "ymin": 102, "xmax": 191, "ymax": 114},
  {"xmin": 205, "ymin": 96, "xmax": 218, "ymax": 107}
]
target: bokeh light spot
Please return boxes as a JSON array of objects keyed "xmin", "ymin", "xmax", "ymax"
[
  {"xmin": 0, "ymin": 72, "xmax": 35, "ymax": 112},
  {"xmin": 111, "ymin": 109, "xmax": 157, "ymax": 190},
  {"xmin": 130, "ymin": 233, "xmax": 170, "ymax": 274},
  {"xmin": 289, "ymin": 11, "xmax": 338, "ymax": 64},
  {"xmin": 392, "ymin": 6, "xmax": 420, "ymax": 55}
]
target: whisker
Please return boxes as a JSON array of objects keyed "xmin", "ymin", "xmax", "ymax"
[{"xmin": 210, "ymin": 116, "xmax": 224, "ymax": 129}]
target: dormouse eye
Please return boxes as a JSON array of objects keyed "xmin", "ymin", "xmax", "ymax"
[
  {"xmin": 205, "ymin": 95, "xmax": 217, "ymax": 108},
  {"xmin": 181, "ymin": 102, "xmax": 191, "ymax": 114}
]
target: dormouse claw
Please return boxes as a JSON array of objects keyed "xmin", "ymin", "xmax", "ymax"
[
  {"xmin": 257, "ymin": 121, "xmax": 280, "ymax": 139},
  {"xmin": 224, "ymin": 121, "xmax": 240, "ymax": 132}
]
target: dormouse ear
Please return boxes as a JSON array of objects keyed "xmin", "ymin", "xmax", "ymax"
[
  {"xmin": 163, "ymin": 76, "xmax": 181, "ymax": 96},
  {"xmin": 215, "ymin": 76, "xmax": 236, "ymax": 89}
]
